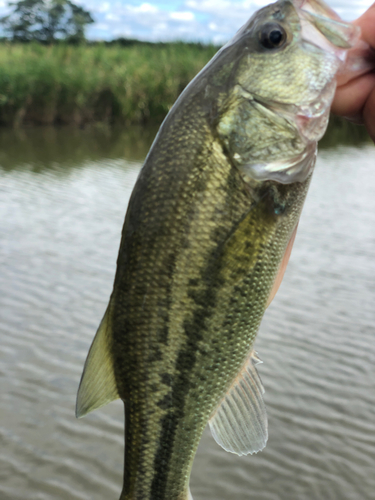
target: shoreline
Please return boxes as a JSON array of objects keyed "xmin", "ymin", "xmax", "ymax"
[
  {"xmin": 0, "ymin": 42, "xmax": 217, "ymax": 128},
  {"xmin": 0, "ymin": 42, "xmax": 369, "ymax": 145}
]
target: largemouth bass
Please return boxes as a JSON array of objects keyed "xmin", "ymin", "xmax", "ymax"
[{"xmin": 76, "ymin": 1, "xmax": 361, "ymax": 499}]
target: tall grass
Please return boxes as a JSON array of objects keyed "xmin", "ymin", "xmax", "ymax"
[
  {"xmin": 0, "ymin": 42, "xmax": 218, "ymax": 126},
  {"xmin": 0, "ymin": 43, "xmax": 370, "ymax": 146}
]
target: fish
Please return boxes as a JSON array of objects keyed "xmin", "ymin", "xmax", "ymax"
[{"xmin": 76, "ymin": 1, "xmax": 361, "ymax": 499}]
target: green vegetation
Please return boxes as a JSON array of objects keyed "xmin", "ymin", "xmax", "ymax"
[
  {"xmin": 0, "ymin": 40, "xmax": 370, "ymax": 147},
  {"xmin": 320, "ymin": 114, "xmax": 370, "ymax": 148},
  {"xmin": 0, "ymin": 42, "xmax": 217, "ymax": 127}
]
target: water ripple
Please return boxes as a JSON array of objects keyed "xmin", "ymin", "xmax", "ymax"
[{"xmin": 1, "ymin": 144, "xmax": 375, "ymax": 500}]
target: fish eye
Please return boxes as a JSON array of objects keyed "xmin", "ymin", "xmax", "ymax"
[{"xmin": 259, "ymin": 23, "xmax": 287, "ymax": 50}]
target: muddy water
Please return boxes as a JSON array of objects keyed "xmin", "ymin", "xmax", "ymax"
[{"xmin": 1, "ymin": 126, "xmax": 374, "ymax": 500}]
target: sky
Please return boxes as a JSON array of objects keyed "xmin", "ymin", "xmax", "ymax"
[{"xmin": 0, "ymin": 0, "xmax": 373, "ymax": 44}]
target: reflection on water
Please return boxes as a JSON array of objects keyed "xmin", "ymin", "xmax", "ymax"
[
  {"xmin": 0, "ymin": 124, "xmax": 158, "ymax": 172},
  {"xmin": 0, "ymin": 115, "xmax": 370, "ymax": 172},
  {"xmin": 319, "ymin": 115, "xmax": 371, "ymax": 149},
  {"xmin": 0, "ymin": 125, "xmax": 374, "ymax": 500}
]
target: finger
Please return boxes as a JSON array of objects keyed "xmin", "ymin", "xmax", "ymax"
[
  {"xmin": 350, "ymin": 3, "xmax": 375, "ymax": 137},
  {"xmin": 363, "ymin": 85, "xmax": 375, "ymax": 142},
  {"xmin": 353, "ymin": 3, "xmax": 375, "ymax": 48},
  {"xmin": 331, "ymin": 73, "xmax": 375, "ymax": 122}
]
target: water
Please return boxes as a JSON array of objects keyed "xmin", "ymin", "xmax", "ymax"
[{"xmin": 1, "ymin": 126, "xmax": 374, "ymax": 500}]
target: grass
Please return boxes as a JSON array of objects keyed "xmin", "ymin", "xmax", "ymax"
[
  {"xmin": 0, "ymin": 42, "xmax": 370, "ymax": 146},
  {"xmin": 0, "ymin": 42, "xmax": 218, "ymax": 127}
]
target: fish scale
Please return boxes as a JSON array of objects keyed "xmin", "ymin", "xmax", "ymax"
[
  {"xmin": 76, "ymin": 1, "xmax": 361, "ymax": 499},
  {"xmin": 113, "ymin": 144, "xmax": 310, "ymax": 499}
]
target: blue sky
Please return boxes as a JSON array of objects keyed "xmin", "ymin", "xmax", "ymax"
[{"xmin": 0, "ymin": 0, "xmax": 373, "ymax": 43}]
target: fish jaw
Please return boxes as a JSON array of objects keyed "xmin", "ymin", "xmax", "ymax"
[
  {"xmin": 296, "ymin": 0, "xmax": 360, "ymax": 50},
  {"xmin": 292, "ymin": 0, "xmax": 370, "ymax": 139},
  {"xmin": 297, "ymin": 0, "xmax": 375, "ymax": 86},
  {"xmin": 218, "ymin": 0, "xmax": 363, "ymax": 185}
]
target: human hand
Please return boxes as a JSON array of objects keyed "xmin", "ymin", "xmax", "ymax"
[{"xmin": 331, "ymin": 3, "xmax": 375, "ymax": 142}]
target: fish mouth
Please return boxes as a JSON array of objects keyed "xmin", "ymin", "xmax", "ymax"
[
  {"xmin": 296, "ymin": 0, "xmax": 360, "ymax": 57},
  {"xmin": 241, "ymin": 1, "xmax": 361, "ymax": 185},
  {"xmin": 292, "ymin": 0, "xmax": 363, "ymax": 142},
  {"xmin": 225, "ymin": 0, "xmax": 370, "ymax": 186},
  {"xmin": 295, "ymin": 0, "xmax": 374, "ymax": 85},
  {"xmin": 276, "ymin": 1, "xmax": 362, "ymax": 170}
]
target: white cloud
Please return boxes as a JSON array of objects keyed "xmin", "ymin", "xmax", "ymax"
[
  {"xmin": 170, "ymin": 11, "xmax": 195, "ymax": 21},
  {"xmin": 131, "ymin": 3, "xmax": 159, "ymax": 14},
  {"xmin": 96, "ymin": 2, "xmax": 110, "ymax": 13},
  {"xmin": 1, "ymin": 0, "xmax": 372, "ymax": 42},
  {"xmin": 185, "ymin": 0, "xmax": 234, "ymax": 14}
]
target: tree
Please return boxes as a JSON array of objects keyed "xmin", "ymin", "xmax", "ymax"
[{"xmin": 0, "ymin": 0, "xmax": 94, "ymax": 43}]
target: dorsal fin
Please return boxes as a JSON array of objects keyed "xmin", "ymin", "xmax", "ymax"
[
  {"xmin": 266, "ymin": 223, "xmax": 298, "ymax": 308},
  {"xmin": 209, "ymin": 350, "xmax": 267, "ymax": 455},
  {"xmin": 76, "ymin": 306, "xmax": 119, "ymax": 418}
]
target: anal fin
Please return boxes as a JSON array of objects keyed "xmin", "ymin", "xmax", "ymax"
[
  {"xmin": 209, "ymin": 350, "xmax": 267, "ymax": 456},
  {"xmin": 76, "ymin": 306, "xmax": 119, "ymax": 418}
]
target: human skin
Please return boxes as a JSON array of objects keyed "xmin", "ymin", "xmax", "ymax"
[{"xmin": 331, "ymin": 3, "xmax": 375, "ymax": 142}]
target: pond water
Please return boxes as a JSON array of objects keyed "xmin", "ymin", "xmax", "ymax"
[{"xmin": 0, "ymin": 125, "xmax": 374, "ymax": 500}]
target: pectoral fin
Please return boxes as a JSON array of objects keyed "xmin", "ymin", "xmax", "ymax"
[
  {"xmin": 266, "ymin": 223, "xmax": 298, "ymax": 308},
  {"xmin": 208, "ymin": 350, "xmax": 267, "ymax": 456},
  {"xmin": 76, "ymin": 306, "xmax": 119, "ymax": 418}
]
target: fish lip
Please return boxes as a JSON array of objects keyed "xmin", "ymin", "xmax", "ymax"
[
  {"xmin": 218, "ymin": 0, "xmax": 365, "ymax": 186},
  {"xmin": 295, "ymin": 0, "xmax": 360, "ymax": 60},
  {"xmin": 294, "ymin": 0, "xmax": 341, "ymax": 21},
  {"xmin": 294, "ymin": 0, "xmax": 374, "ymax": 90}
]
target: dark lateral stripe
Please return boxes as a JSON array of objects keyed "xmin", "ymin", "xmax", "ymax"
[
  {"xmin": 149, "ymin": 165, "xmax": 253, "ymax": 498},
  {"xmin": 147, "ymin": 163, "xmax": 253, "ymax": 498},
  {"xmin": 150, "ymin": 241, "xmax": 224, "ymax": 499}
]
